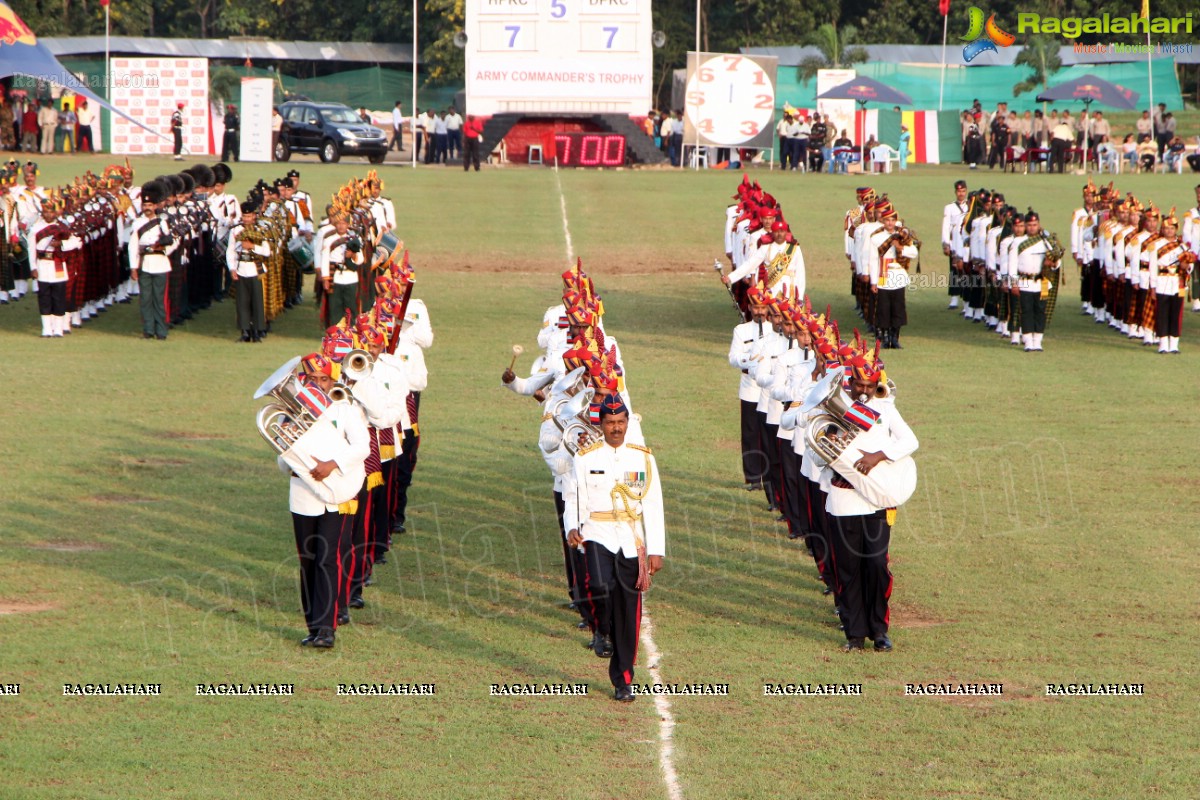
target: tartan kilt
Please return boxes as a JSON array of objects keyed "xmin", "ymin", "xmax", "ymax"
[
  {"xmin": 1141, "ymin": 288, "xmax": 1157, "ymax": 331},
  {"xmin": 66, "ymin": 250, "xmax": 86, "ymax": 311},
  {"xmin": 1044, "ymin": 276, "xmax": 1062, "ymax": 327},
  {"xmin": 282, "ymin": 250, "xmax": 299, "ymax": 299},
  {"xmin": 996, "ymin": 287, "xmax": 1010, "ymax": 321},
  {"xmin": 1126, "ymin": 285, "xmax": 1143, "ymax": 326},
  {"xmin": 1010, "ymin": 289, "xmax": 1022, "ymax": 330}
]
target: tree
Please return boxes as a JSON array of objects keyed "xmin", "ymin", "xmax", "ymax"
[
  {"xmin": 1012, "ymin": 35, "xmax": 1062, "ymax": 96},
  {"xmin": 797, "ymin": 23, "xmax": 869, "ymax": 83}
]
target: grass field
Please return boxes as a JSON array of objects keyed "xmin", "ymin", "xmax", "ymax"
[{"xmin": 2, "ymin": 155, "xmax": 1199, "ymax": 799}]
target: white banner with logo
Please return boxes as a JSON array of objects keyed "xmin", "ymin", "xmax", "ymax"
[
  {"xmin": 239, "ymin": 78, "xmax": 275, "ymax": 163},
  {"xmin": 108, "ymin": 57, "xmax": 211, "ymax": 155}
]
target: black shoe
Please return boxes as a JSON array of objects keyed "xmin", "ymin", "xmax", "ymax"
[
  {"xmin": 375, "ymin": 554, "xmax": 388, "ymax": 565},
  {"xmin": 745, "ymin": 482, "xmax": 762, "ymax": 491},
  {"xmin": 892, "ymin": 331, "xmax": 903, "ymax": 350},
  {"xmin": 821, "ymin": 585, "xmax": 833, "ymax": 596},
  {"xmin": 155, "ymin": 335, "xmax": 167, "ymax": 340},
  {"xmin": 143, "ymin": 332, "xmax": 153, "ymax": 339},
  {"xmin": 311, "ymin": 633, "xmax": 335, "ymax": 648},
  {"xmin": 337, "ymin": 611, "xmax": 350, "ymax": 626},
  {"xmin": 239, "ymin": 331, "xmax": 251, "ymax": 342},
  {"xmin": 873, "ymin": 635, "xmax": 893, "ymax": 652},
  {"xmin": 392, "ymin": 522, "xmax": 406, "ymax": 534},
  {"xmin": 787, "ymin": 530, "xmax": 804, "ymax": 540},
  {"xmin": 576, "ymin": 619, "xmax": 589, "ymax": 630},
  {"xmin": 583, "ymin": 633, "xmax": 598, "ymax": 650},
  {"xmin": 300, "ymin": 634, "xmax": 316, "ymax": 646},
  {"xmin": 841, "ymin": 638, "xmax": 866, "ymax": 652},
  {"xmin": 614, "ymin": 686, "xmax": 635, "ymax": 703},
  {"xmin": 775, "ymin": 514, "xmax": 786, "ymax": 522},
  {"xmin": 349, "ymin": 595, "xmax": 365, "ymax": 609},
  {"xmin": 594, "ymin": 634, "xmax": 614, "ymax": 659}
]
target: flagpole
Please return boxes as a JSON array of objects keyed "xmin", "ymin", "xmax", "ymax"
[
  {"xmin": 938, "ymin": 12, "xmax": 948, "ymax": 112},
  {"xmin": 104, "ymin": 1, "xmax": 111, "ymax": 152},
  {"xmin": 692, "ymin": 0, "xmax": 700, "ymax": 171},
  {"xmin": 1144, "ymin": 0, "xmax": 1154, "ymax": 143},
  {"xmin": 411, "ymin": 0, "xmax": 417, "ymax": 170}
]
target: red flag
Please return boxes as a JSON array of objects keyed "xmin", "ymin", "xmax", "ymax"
[
  {"xmin": 100, "ymin": 0, "xmax": 109, "ymax": 6},
  {"xmin": 939, "ymin": 0, "xmax": 950, "ymax": 15}
]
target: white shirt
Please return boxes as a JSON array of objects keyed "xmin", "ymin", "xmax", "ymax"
[
  {"xmin": 942, "ymin": 200, "xmax": 967, "ymax": 250},
  {"xmin": 1150, "ymin": 240, "xmax": 1188, "ymax": 295},
  {"xmin": 433, "ymin": 116, "xmax": 448, "ymax": 135},
  {"xmin": 27, "ymin": 218, "xmax": 82, "ymax": 283},
  {"xmin": 320, "ymin": 230, "xmax": 364, "ymax": 284},
  {"xmin": 371, "ymin": 196, "xmax": 397, "ymax": 232},
  {"xmin": 823, "ymin": 399, "xmax": 918, "ymax": 517},
  {"xmin": 445, "ymin": 112, "xmax": 463, "ymax": 131},
  {"xmin": 392, "ymin": 341, "xmax": 428, "ymax": 394},
  {"xmin": 563, "ymin": 441, "xmax": 665, "ymax": 558},
  {"xmin": 728, "ymin": 239, "xmax": 805, "ymax": 298},
  {"xmin": 12, "ymin": 186, "xmax": 47, "ymax": 229},
  {"xmin": 1013, "ymin": 234, "xmax": 1053, "ymax": 291},
  {"xmin": 392, "ymin": 108, "xmax": 405, "ymax": 128},
  {"xmin": 868, "ymin": 227, "xmax": 917, "ymax": 290},
  {"xmin": 398, "ymin": 298, "xmax": 433, "ymax": 349},
  {"xmin": 729, "ymin": 320, "xmax": 768, "ymax": 402},
  {"xmin": 277, "ymin": 398, "xmax": 370, "ymax": 515},
  {"xmin": 225, "ymin": 224, "xmax": 271, "ymax": 279},
  {"xmin": 128, "ymin": 213, "xmax": 176, "ymax": 275}
]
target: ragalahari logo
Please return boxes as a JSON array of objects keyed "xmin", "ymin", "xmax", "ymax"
[
  {"xmin": 961, "ymin": 7, "xmax": 1015, "ymax": 62},
  {"xmin": 0, "ymin": 3, "xmax": 38, "ymax": 47}
]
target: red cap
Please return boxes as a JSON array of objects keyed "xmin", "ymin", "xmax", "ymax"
[{"xmin": 770, "ymin": 220, "xmax": 787, "ymax": 232}]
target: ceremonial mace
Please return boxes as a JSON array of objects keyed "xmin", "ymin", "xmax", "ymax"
[
  {"xmin": 714, "ymin": 259, "xmax": 747, "ymax": 321},
  {"xmin": 508, "ymin": 344, "xmax": 524, "ymax": 372}
]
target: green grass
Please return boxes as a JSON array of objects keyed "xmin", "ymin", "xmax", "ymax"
[{"xmin": 2, "ymin": 155, "xmax": 1199, "ymax": 799}]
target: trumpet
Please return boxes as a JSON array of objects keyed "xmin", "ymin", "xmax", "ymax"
[
  {"xmin": 328, "ymin": 381, "xmax": 352, "ymax": 402},
  {"xmin": 342, "ymin": 349, "xmax": 373, "ymax": 383}
]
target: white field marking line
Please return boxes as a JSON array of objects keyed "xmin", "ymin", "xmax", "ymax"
[
  {"xmin": 551, "ymin": 157, "xmax": 575, "ymax": 262},
  {"xmin": 639, "ymin": 609, "xmax": 684, "ymax": 800},
  {"xmin": 549, "ymin": 168, "xmax": 682, "ymax": 800}
]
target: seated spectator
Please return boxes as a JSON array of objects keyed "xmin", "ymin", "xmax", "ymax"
[
  {"xmin": 1122, "ymin": 134, "xmax": 1138, "ymax": 171},
  {"xmin": 832, "ymin": 130, "xmax": 854, "ymax": 173},
  {"xmin": 1136, "ymin": 136, "xmax": 1158, "ymax": 172},
  {"xmin": 1187, "ymin": 140, "xmax": 1200, "ymax": 173},
  {"xmin": 1165, "ymin": 135, "xmax": 1186, "ymax": 172},
  {"xmin": 1094, "ymin": 135, "xmax": 1118, "ymax": 173}
]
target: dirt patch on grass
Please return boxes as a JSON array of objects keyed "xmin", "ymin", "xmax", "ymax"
[
  {"xmin": 160, "ymin": 431, "xmax": 229, "ymax": 441},
  {"xmin": 0, "ymin": 601, "xmax": 58, "ymax": 615},
  {"xmin": 120, "ymin": 457, "xmax": 191, "ymax": 468},
  {"xmin": 86, "ymin": 494, "xmax": 158, "ymax": 504},
  {"xmin": 28, "ymin": 541, "xmax": 107, "ymax": 552},
  {"xmin": 891, "ymin": 601, "xmax": 954, "ymax": 629}
]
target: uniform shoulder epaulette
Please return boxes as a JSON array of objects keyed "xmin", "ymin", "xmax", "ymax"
[
  {"xmin": 626, "ymin": 443, "xmax": 652, "ymax": 454},
  {"xmin": 577, "ymin": 441, "xmax": 604, "ymax": 456}
]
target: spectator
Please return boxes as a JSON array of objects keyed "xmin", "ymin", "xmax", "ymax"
[
  {"xmin": 21, "ymin": 100, "xmax": 38, "ymax": 152},
  {"xmin": 462, "ymin": 113, "xmax": 483, "ymax": 172},
  {"xmin": 1050, "ymin": 116, "xmax": 1074, "ymax": 173},
  {"xmin": 76, "ymin": 99, "xmax": 94, "ymax": 153},
  {"xmin": 1153, "ymin": 102, "xmax": 1168, "ymax": 155},
  {"xmin": 1122, "ymin": 134, "xmax": 1139, "ymax": 171},
  {"xmin": 422, "ymin": 109, "xmax": 437, "ymax": 163},
  {"xmin": 1031, "ymin": 109, "xmax": 1046, "ymax": 148},
  {"xmin": 1019, "ymin": 110, "xmax": 1033, "ymax": 147},
  {"xmin": 643, "ymin": 110, "xmax": 658, "ymax": 147},
  {"xmin": 960, "ymin": 110, "xmax": 973, "ymax": 157},
  {"xmin": 445, "ymin": 106, "xmax": 463, "ymax": 159},
  {"xmin": 1136, "ymin": 136, "xmax": 1158, "ymax": 172},
  {"xmin": 794, "ymin": 115, "xmax": 810, "ymax": 171},
  {"xmin": 1135, "ymin": 110, "xmax": 1152, "ymax": 140},
  {"xmin": 987, "ymin": 114, "xmax": 1009, "ymax": 169},
  {"xmin": 38, "ymin": 99, "xmax": 57, "ymax": 154},
  {"xmin": 56, "ymin": 101, "xmax": 76, "ymax": 153},
  {"xmin": 271, "ymin": 106, "xmax": 283, "ymax": 161},
  {"xmin": 964, "ymin": 124, "xmax": 984, "ymax": 167},
  {"xmin": 391, "ymin": 101, "xmax": 406, "ymax": 153},
  {"xmin": 1163, "ymin": 112, "xmax": 1177, "ymax": 153},
  {"xmin": 657, "ymin": 112, "xmax": 671, "ymax": 157},
  {"xmin": 808, "ymin": 113, "xmax": 827, "ymax": 173},
  {"xmin": 358, "ymin": 107, "xmax": 370, "ymax": 124},
  {"xmin": 431, "ymin": 109, "xmax": 448, "ymax": 164},
  {"xmin": 1186, "ymin": 140, "xmax": 1200, "ymax": 173},
  {"xmin": 1090, "ymin": 110, "xmax": 1110, "ymax": 145},
  {"xmin": 898, "ymin": 124, "xmax": 910, "ymax": 171},
  {"xmin": 1095, "ymin": 135, "xmax": 1118, "ymax": 173},
  {"xmin": 775, "ymin": 112, "xmax": 794, "ymax": 169},
  {"xmin": 413, "ymin": 107, "xmax": 426, "ymax": 162},
  {"xmin": 832, "ymin": 129, "xmax": 853, "ymax": 173},
  {"xmin": 669, "ymin": 110, "xmax": 684, "ymax": 167},
  {"xmin": 222, "ymin": 104, "xmax": 239, "ymax": 162},
  {"xmin": 1165, "ymin": 135, "xmax": 1186, "ymax": 173}
]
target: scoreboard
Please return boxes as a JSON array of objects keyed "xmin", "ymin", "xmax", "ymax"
[{"xmin": 464, "ymin": 0, "xmax": 653, "ymax": 116}]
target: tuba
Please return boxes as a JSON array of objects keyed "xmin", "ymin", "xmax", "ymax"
[
  {"xmin": 801, "ymin": 367, "xmax": 917, "ymax": 508},
  {"xmin": 254, "ymin": 358, "xmax": 364, "ymax": 505},
  {"xmin": 553, "ymin": 386, "xmax": 603, "ymax": 455}
]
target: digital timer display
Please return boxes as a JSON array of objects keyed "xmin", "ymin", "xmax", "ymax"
[{"xmin": 550, "ymin": 132, "xmax": 626, "ymax": 167}]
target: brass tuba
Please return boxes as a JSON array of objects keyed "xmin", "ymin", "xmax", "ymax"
[
  {"xmin": 801, "ymin": 367, "xmax": 917, "ymax": 508},
  {"xmin": 554, "ymin": 386, "xmax": 603, "ymax": 455}
]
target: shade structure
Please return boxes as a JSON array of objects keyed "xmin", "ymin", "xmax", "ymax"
[
  {"xmin": 816, "ymin": 76, "xmax": 914, "ymax": 107},
  {"xmin": 1035, "ymin": 74, "xmax": 1140, "ymax": 110}
]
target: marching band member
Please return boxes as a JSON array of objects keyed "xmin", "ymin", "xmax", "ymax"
[
  {"xmin": 941, "ymin": 180, "xmax": 968, "ymax": 310},
  {"xmin": 564, "ymin": 393, "xmax": 665, "ymax": 703},
  {"xmin": 226, "ymin": 201, "xmax": 271, "ymax": 343},
  {"xmin": 729, "ymin": 289, "xmax": 771, "ymax": 491},
  {"xmin": 27, "ymin": 194, "xmax": 82, "ymax": 338},
  {"xmin": 747, "ymin": 288, "xmax": 786, "ymax": 511},
  {"xmin": 724, "ymin": 219, "xmax": 806, "ymax": 300},
  {"xmin": 390, "ymin": 319, "xmax": 428, "ymax": 536},
  {"xmin": 1011, "ymin": 210, "xmax": 1063, "ymax": 352},
  {"xmin": 0, "ymin": 166, "xmax": 18, "ymax": 304},
  {"xmin": 1151, "ymin": 209, "xmax": 1191, "ymax": 354},
  {"xmin": 1071, "ymin": 184, "xmax": 1095, "ymax": 316},
  {"xmin": 368, "ymin": 173, "xmax": 396, "ymax": 233},
  {"xmin": 867, "ymin": 201, "xmax": 918, "ymax": 350},
  {"xmin": 12, "ymin": 162, "xmax": 47, "ymax": 301},
  {"xmin": 280, "ymin": 177, "xmax": 313, "ymax": 307},
  {"xmin": 320, "ymin": 213, "xmax": 365, "ymax": 326},
  {"xmin": 823, "ymin": 341, "xmax": 918, "ymax": 652},
  {"xmin": 279, "ymin": 353, "xmax": 370, "ymax": 649},
  {"xmin": 128, "ymin": 180, "xmax": 177, "ymax": 340}
]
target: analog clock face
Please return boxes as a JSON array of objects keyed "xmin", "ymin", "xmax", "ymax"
[{"xmin": 684, "ymin": 54, "xmax": 776, "ymax": 146}]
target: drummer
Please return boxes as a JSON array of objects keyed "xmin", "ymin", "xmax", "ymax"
[{"xmin": 280, "ymin": 178, "xmax": 314, "ymax": 307}]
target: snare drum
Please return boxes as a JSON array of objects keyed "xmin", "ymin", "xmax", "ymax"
[
  {"xmin": 375, "ymin": 230, "xmax": 400, "ymax": 262},
  {"xmin": 288, "ymin": 236, "xmax": 315, "ymax": 273}
]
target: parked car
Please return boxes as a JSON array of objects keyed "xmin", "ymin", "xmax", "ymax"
[{"xmin": 275, "ymin": 101, "xmax": 387, "ymax": 164}]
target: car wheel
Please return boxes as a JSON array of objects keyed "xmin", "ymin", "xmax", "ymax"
[
  {"xmin": 368, "ymin": 152, "xmax": 385, "ymax": 164},
  {"xmin": 320, "ymin": 139, "xmax": 341, "ymax": 163},
  {"xmin": 275, "ymin": 138, "xmax": 290, "ymax": 162}
]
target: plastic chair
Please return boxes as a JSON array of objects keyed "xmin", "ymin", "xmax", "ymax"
[{"xmin": 527, "ymin": 144, "xmax": 543, "ymax": 165}]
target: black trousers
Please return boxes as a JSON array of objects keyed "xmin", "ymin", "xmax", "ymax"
[
  {"xmin": 581, "ymin": 543, "xmax": 641, "ymax": 690},
  {"xmin": 778, "ymin": 137, "xmax": 792, "ymax": 169},
  {"xmin": 740, "ymin": 399, "xmax": 766, "ymax": 484},
  {"xmin": 463, "ymin": 137, "xmax": 480, "ymax": 171},
  {"xmin": 346, "ymin": 483, "xmax": 385, "ymax": 605},
  {"xmin": 873, "ymin": 287, "xmax": 907, "ymax": 330},
  {"xmin": 37, "ymin": 280, "xmax": 67, "ymax": 315},
  {"xmin": 762, "ymin": 419, "xmax": 780, "ymax": 508},
  {"xmin": 830, "ymin": 510, "xmax": 892, "ymax": 641},
  {"xmin": 391, "ymin": 428, "xmax": 418, "ymax": 527},
  {"xmin": 555, "ymin": 491, "xmax": 593, "ymax": 627},
  {"xmin": 222, "ymin": 131, "xmax": 239, "ymax": 162},
  {"xmin": 372, "ymin": 460, "xmax": 396, "ymax": 562},
  {"xmin": 1089, "ymin": 261, "xmax": 1106, "ymax": 310},
  {"xmin": 1155, "ymin": 293, "xmax": 1184, "ymax": 337},
  {"xmin": 779, "ymin": 443, "xmax": 804, "ymax": 536},
  {"xmin": 1050, "ymin": 139, "xmax": 1069, "ymax": 173},
  {"xmin": 173, "ymin": 128, "xmax": 183, "ymax": 156},
  {"xmin": 292, "ymin": 510, "xmax": 348, "ymax": 636},
  {"xmin": 948, "ymin": 256, "xmax": 962, "ymax": 298},
  {"xmin": 803, "ymin": 477, "xmax": 833, "ymax": 588},
  {"xmin": 1019, "ymin": 290, "xmax": 1047, "ymax": 333},
  {"xmin": 234, "ymin": 274, "xmax": 264, "ymax": 333}
]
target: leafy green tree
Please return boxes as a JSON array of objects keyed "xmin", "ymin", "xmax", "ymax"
[
  {"xmin": 1012, "ymin": 34, "xmax": 1062, "ymax": 96},
  {"xmin": 797, "ymin": 23, "xmax": 869, "ymax": 83}
]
